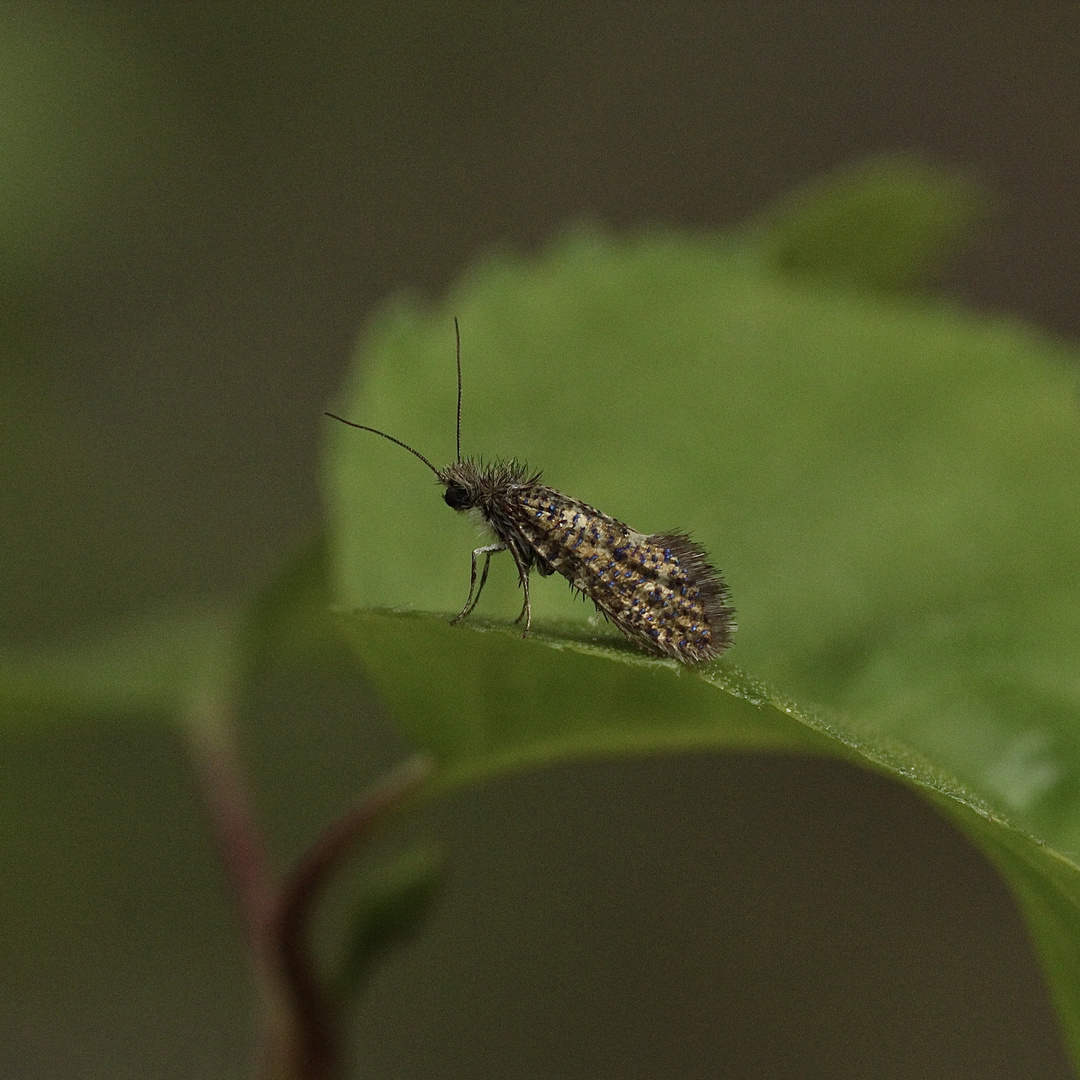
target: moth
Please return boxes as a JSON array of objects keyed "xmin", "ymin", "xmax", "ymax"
[{"xmin": 327, "ymin": 321, "xmax": 735, "ymax": 664}]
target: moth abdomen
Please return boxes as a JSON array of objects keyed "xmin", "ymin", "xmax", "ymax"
[{"xmin": 503, "ymin": 486, "xmax": 734, "ymax": 663}]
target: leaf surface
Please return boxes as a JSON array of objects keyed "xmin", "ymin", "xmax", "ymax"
[{"xmin": 324, "ymin": 169, "xmax": 1080, "ymax": 1062}]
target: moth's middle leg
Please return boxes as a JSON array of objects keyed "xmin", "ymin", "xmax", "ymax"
[{"xmin": 509, "ymin": 550, "xmax": 532, "ymax": 636}]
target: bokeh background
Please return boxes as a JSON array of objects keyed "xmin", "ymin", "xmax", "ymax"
[{"xmin": 2, "ymin": 5, "xmax": 1079, "ymax": 1077}]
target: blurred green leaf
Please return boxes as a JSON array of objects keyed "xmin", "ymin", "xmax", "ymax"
[
  {"xmin": 322, "ymin": 168, "xmax": 1080, "ymax": 1064},
  {"xmin": 240, "ymin": 533, "xmax": 361, "ymax": 681},
  {"xmin": 332, "ymin": 841, "xmax": 443, "ymax": 1003},
  {"xmin": 0, "ymin": 608, "xmax": 235, "ymax": 728},
  {"xmin": 754, "ymin": 155, "xmax": 986, "ymax": 292}
]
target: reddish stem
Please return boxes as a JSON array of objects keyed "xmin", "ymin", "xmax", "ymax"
[
  {"xmin": 186, "ymin": 684, "xmax": 432, "ymax": 1079},
  {"xmin": 186, "ymin": 712, "xmax": 298, "ymax": 1079},
  {"xmin": 272, "ymin": 755, "xmax": 433, "ymax": 1080},
  {"xmin": 188, "ymin": 723, "xmax": 279, "ymax": 960}
]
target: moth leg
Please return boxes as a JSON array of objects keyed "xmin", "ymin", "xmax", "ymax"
[
  {"xmin": 509, "ymin": 548, "xmax": 532, "ymax": 636},
  {"xmin": 450, "ymin": 543, "xmax": 505, "ymax": 624}
]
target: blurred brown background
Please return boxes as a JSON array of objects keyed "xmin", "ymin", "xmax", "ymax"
[{"xmin": 2, "ymin": 4, "xmax": 1078, "ymax": 1077}]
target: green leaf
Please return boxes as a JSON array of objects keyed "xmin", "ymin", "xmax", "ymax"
[
  {"xmin": 341, "ymin": 609, "xmax": 1080, "ymax": 1055},
  {"xmin": 754, "ymin": 155, "xmax": 986, "ymax": 292},
  {"xmin": 0, "ymin": 609, "xmax": 235, "ymax": 728},
  {"xmin": 239, "ymin": 533, "xmax": 361, "ymax": 681},
  {"xmin": 322, "ymin": 181, "xmax": 1080, "ymax": 1066},
  {"xmin": 340, "ymin": 611, "xmax": 830, "ymax": 787},
  {"xmin": 331, "ymin": 842, "xmax": 443, "ymax": 1003}
]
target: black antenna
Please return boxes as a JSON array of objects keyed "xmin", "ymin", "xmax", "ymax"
[
  {"xmin": 454, "ymin": 316, "xmax": 462, "ymax": 462},
  {"xmin": 323, "ymin": 413, "xmax": 441, "ymax": 477}
]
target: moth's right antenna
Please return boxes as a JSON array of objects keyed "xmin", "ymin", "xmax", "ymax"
[{"xmin": 454, "ymin": 316, "xmax": 462, "ymax": 462}]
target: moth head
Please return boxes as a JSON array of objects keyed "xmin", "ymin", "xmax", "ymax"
[
  {"xmin": 438, "ymin": 460, "xmax": 485, "ymax": 512},
  {"xmin": 442, "ymin": 483, "xmax": 472, "ymax": 511}
]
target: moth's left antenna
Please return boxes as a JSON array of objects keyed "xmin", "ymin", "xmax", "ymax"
[{"xmin": 323, "ymin": 413, "xmax": 441, "ymax": 476}]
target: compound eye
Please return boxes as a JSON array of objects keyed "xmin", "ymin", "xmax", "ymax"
[{"xmin": 443, "ymin": 485, "xmax": 471, "ymax": 511}]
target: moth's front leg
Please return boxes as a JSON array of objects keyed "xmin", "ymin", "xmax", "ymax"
[{"xmin": 450, "ymin": 543, "xmax": 506, "ymax": 624}]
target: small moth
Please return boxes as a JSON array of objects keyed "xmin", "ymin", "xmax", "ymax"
[{"xmin": 327, "ymin": 321, "xmax": 735, "ymax": 664}]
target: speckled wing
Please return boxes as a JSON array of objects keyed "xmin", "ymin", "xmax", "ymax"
[{"xmin": 506, "ymin": 485, "xmax": 734, "ymax": 663}]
